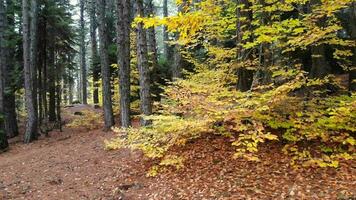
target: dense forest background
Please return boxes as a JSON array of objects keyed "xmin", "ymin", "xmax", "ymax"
[{"xmin": 0, "ymin": 0, "xmax": 355, "ymax": 177}]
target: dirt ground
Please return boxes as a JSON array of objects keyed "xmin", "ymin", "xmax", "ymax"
[{"xmin": 0, "ymin": 105, "xmax": 355, "ymax": 200}]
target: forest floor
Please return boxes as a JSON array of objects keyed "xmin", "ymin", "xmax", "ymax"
[{"xmin": 0, "ymin": 105, "xmax": 355, "ymax": 200}]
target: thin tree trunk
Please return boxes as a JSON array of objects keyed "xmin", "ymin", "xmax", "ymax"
[
  {"xmin": 23, "ymin": 0, "xmax": 38, "ymax": 143},
  {"xmin": 0, "ymin": 0, "xmax": 9, "ymax": 151},
  {"xmin": 136, "ymin": 0, "xmax": 152, "ymax": 126},
  {"xmin": 96, "ymin": 0, "xmax": 115, "ymax": 130},
  {"xmin": 80, "ymin": 0, "xmax": 87, "ymax": 104},
  {"xmin": 117, "ymin": 0, "xmax": 131, "ymax": 127},
  {"xmin": 162, "ymin": 0, "xmax": 170, "ymax": 60},
  {"xmin": 48, "ymin": 33, "xmax": 56, "ymax": 122},
  {"xmin": 146, "ymin": 0, "xmax": 158, "ymax": 71},
  {"xmin": 172, "ymin": 1, "xmax": 185, "ymax": 80},
  {"xmin": 90, "ymin": 0, "xmax": 99, "ymax": 105}
]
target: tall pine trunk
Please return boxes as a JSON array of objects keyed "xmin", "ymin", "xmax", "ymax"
[
  {"xmin": 116, "ymin": 0, "xmax": 131, "ymax": 128},
  {"xmin": 136, "ymin": 0, "xmax": 152, "ymax": 126},
  {"xmin": 4, "ymin": 0, "xmax": 18, "ymax": 138},
  {"xmin": 97, "ymin": 0, "xmax": 115, "ymax": 130},
  {"xmin": 23, "ymin": 0, "xmax": 38, "ymax": 143},
  {"xmin": 80, "ymin": 0, "xmax": 87, "ymax": 104},
  {"xmin": 30, "ymin": 0, "xmax": 38, "ymax": 124},
  {"xmin": 89, "ymin": 0, "xmax": 99, "ymax": 105},
  {"xmin": 0, "ymin": 0, "xmax": 9, "ymax": 151}
]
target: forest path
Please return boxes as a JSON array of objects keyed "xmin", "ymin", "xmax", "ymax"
[
  {"xmin": 0, "ymin": 105, "xmax": 355, "ymax": 200},
  {"xmin": 0, "ymin": 105, "xmax": 149, "ymax": 200}
]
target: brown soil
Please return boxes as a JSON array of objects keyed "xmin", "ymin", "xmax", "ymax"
[{"xmin": 0, "ymin": 105, "xmax": 355, "ymax": 200}]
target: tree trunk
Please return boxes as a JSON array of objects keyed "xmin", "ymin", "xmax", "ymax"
[
  {"xmin": 4, "ymin": 0, "xmax": 18, "ymax": 138},
  {"xmin": 236, "ymin": 0, "xmax": 253, "ymax": 91},
  {"xmin": 310, "ymin": 45, "xmax": 331, "ymax": 78},
  {"xmin": 162, "ymin": 0, "xmax": 170, "ymax": 60},
  {"xmin": 309, "ymin": 0, "xmax": 331, "ymax": 79},
  {"xmin": 0, "ymin": 0, "xmax": 9, "ymax": 151},
  {"xmin": 116, "ymin": 0, "xmax": 131, "ymax": 128},
  {"xmin": 30, "ymin": 0, "xmax": 38, "ymax": 124},
  {"xmin": 136, "ymin": 0, "xmax": 152, "ymax": 126},
  {"xmin": 172, "ymin": 1, "xmax": 185, "ymax": 80},
  {"xmin": 90, "ymin": 0, "xmax": 99, "ymax": 105},
  {"xmin": 96, "ymin": 0, "xmax": 115, "ymax": 130},
  {"xmin": 23, "ymin": 0, "xmax": 38, "ymax": 143},
  {"xmin": 146, "ymin": 0, "xmax": 158, "ymax": 70},
  {"xmin": 48, "ymin": 34, "xmax": 56, "ymax": 122},
  {"xmin": 80, "ymin": 0, "xmax": 87, "ymax": 104}
]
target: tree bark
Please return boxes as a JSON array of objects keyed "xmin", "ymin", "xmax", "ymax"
[
  {"xmin": 136, "ymin": 0, "xmax": 152, "ymax": 126},
  {"xmin": 236, "ymin": 0, "xmax": 253, "ymax": 91},
  {"xmin": 48, "ymin": 33, "xmax": 56, "ymax": 122},
  {"xmin": 30, "ymin": 0, "xmax": 38, "ymax": 124},
  {"xmin": 89, "ymin": 0, "xmax": 99, "ymax": 104},
  {"xmin": 116, "ymin": 0, "xmax": 132, "ymax": 128},
  {"xmin": 4, "ymin": 0, "xmax": 18, "ymax": 138},
  {"xmin": 146, "ymin": 0, "xmax": 158, "ymax": 70},
  {"xmin": 80, "ymin": 0, "xmax": 87, "ymax": 104},
  {"xmin": 96, "ymin": 0, "xmax": 115, "ymax": 130},
  {"xmin": 23, "ymin": 0, "xmax": 38, "ymax": 143},
  {"xmin": 162, "ymin": 0, "xmax": 170, "ymax": 60},
  {"xmin": 0, "ymin": 0, "xmax": 9, "ymax": 151}
]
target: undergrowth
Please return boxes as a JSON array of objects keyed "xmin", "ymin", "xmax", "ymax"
[{"xmin": 106, "ymin": 69, "xmax": 355, "ymax": 176}]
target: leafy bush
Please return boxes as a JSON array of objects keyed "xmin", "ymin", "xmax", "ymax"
[{"xmin": 106, "ymin": 68, "xmax": 355, "ymax": 174}]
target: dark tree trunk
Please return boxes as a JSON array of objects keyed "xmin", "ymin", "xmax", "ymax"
[
  {"xmin": 0, "ymin": 0, "xmax": 9, "ymax": 151},
  {"xmin": 308, "ymin": 0, "xmax": 331, "ymax": 79},
  {"xmin": 30, "ymin": 0, "xmax": 38, "ymax": 125},
  {"xmin": 136, "ymin": 0, "xmax": 152, "ymax": 126},
  {"xmin": 116, "ymin": 0, "xmax": 132, "ymax": 128},
  {"xmin": 310, "ymin": 44, "xmax": 331, "ymax": 78},
  {"xmin": 80, "ymin": 0, "xmax": 87, "ymax": 104},
  {"xmin": 48, "ymin": 34, "xmax": 56, "ymax": 122},
  {"xmin": 236, "ymin": 0, "xmax": 253, "ymax": 91},
  {"xmin": 90, "ymin": 0, "xmax": 99, "ymax": 105},
  {"xmin": 4, "ymin": 0, "xmax": 18, "ymax": 138},
  {"xmin": 96, "ymin": 0, "xmax": 115, "ymax": 130},
  {"xmin": 250, "ymin": 0, "xmax": 272, "ymax": 89},
  {"xmin": 23, "ymin": 0, "xmax": 38, "ymax": 143}
]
